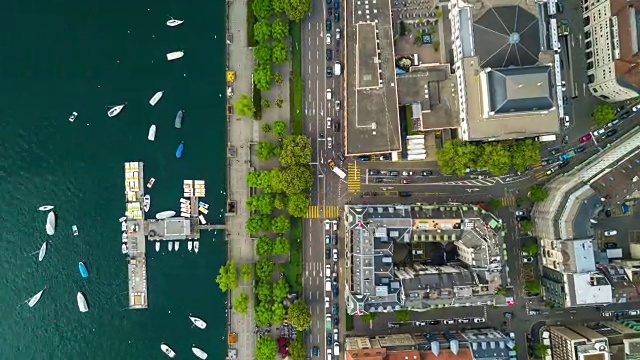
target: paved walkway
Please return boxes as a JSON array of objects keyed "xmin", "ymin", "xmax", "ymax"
[{"xmin": 226, "ymin": 0, "xmax": 257, "ymax": 358}]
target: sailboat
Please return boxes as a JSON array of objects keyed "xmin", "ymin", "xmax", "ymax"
[
  {"xmin": 194, "ymin": 241, "xmax": 199, "ymax": 253},
  {"xmin": 107, "ymin": 104, "xmax": 126, "ymax": 117},
  {"xmin": 161, "ymin": 343, "xmax": 176, "ymax": 358},
  {"xmin": 188, "ymin": 241, "xmax": 193, "ymax": 252},
  {"xmin": 166, "ymin": 17, "xmax": 184, "ymax": 27},
  {"xmin": 175, "ymin": 110, "xmax": 184, "ymax": 128},
  {"xmin": 143, "ymin": 195, "xmax": 151, "ymax": 212},
  {"xmin": 168, "ymin": 242, "xmax": 173, "ymax": 251},
  {"xmin": 174, "ymin": 241, "xmax": 180, "ymax": 251},
  {"xmin": 149, "ymin": 91, "xmax": 164, "ymax": 106},
  {"xmin": 189, "ymin": 315, "xmax": 207, "ymax": 329},
  {"xmin": 26, "ymin": 287, "xmax": 47, "ymax": 307},
  {"xmin": 38, "ymin": 242, "xmax": 47, "ymax": 262},
  {"xmin": 192, "ymin": 347, "xmax": 208, "ymax": 359},
  {"xmin": 155, "ymin": 242, "xmax": 160, "ymax": 252},
  {"xmin": 148, "ymin": 125, "xmax": 157, "ymax": 141},
  {"xmin": 77, "ymin": 292, "xmax": 89, "ymax": 312},
  {"xmin": 38, "ymin": 205, "xmax": 54, "ymax": 211},
  {"xmin": 46, "ymin": 211, "xmax": 56, "ymax": 235}
]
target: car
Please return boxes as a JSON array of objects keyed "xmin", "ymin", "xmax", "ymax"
[
  {"xmin": 328, "ymin": 8, "xmax": 333, "ymax": 16},
  {"xmin": 333, "ymin": 317, "xmax": 339, "ymax": 326},
  {"xmin": 333, "ymin": 304, "xmax": 339, "ymax": 316},
  {"xmin": 590, "ymin": 218, "xmax": 598, "ymax": 224},
  {"xmin": 605, "ymin": 208, "xmax": 612, "ymax": 217},
  {"xmin": 563, "ymin": 116, "xmax": 570, "ymax": 128},
  {"xmin": 428, "ymin": 320, "xmax": 441, "ymax": 325},
  {"xmin": 540, "ymin": 158, "xmax": 552, "ymax": 166},
  {"xmin": 620, "ymin": 112, "xmax": 632, "ymax": 119},
  {"xmin": 563, "ymin": 95, "xmax": 568, "ymax": 105},
  {"xmin": 325, "ymin": 296, "xmax": 330, "ymax": 308},
  {"xmin": 326, "ymin": 117, "xmax": 332, "ymax": 129},
  {"xmin": 326, "ymin": 249, "xmax": 331, "ymax": 259},
  {"xmin": 326, "ymin": 33, "xmax": 331, "ymax": 45},
  {"xmin": 333, "ymin": 121, "xmax": 340, "ymax": 132},
  {"xmin": 604, "ymin": 229, "xmax": 618, "ymax": 237},
  {"xmin": 358, "ymin": 155, "xmax": 370, "ymax": 161},
  {"xmin": 326, "ymin": 49, "xmax": 333, "ymax": 61},
  {"xmin": 604, "ymin": 242, "xmax": 617, "ymax": 249},
  {"xmin": 332, "ymin": 220, "xmax": 338, "ymax": 231},
  {"xmin": 326, "ymin": 0, "xmax": 332, "ymax": 4},
  {"xmin": 549, "ymin": 147, "xmax": 561, "ymax": 155},
  {"xmin": 332, "ymin": 248, "xmax": 338, "ymax": 262},
  {"xmin": 521, "ymin": 251, "xmax": 529, "ymax": 257},
  {"xmin": 326, "ymin": 335, "xmax": 332, "ymax": 346},
  {"xmin": 575, "ymin": 145, "xmax": 586, "ymax": 153},
  {"xmin": 334, "ymin": 11, "xmax": 339, "ymax": 22},
  {"xmin": 401, "ymin": 179, "xmax": 411, "ymax": 184},
  {"xmin": 546, "ymin": 168, "xmax": 556, "ymax": 175},
  {"xmin": 421, "ymin": 170, "xmax": 433, "ymax": 176},
  {"xmin": 610, "ymin": 119, "xmax": 621, "ymax": 126},
  {"xmin": 326, "ymin": 89, "xmax": 332, "ymax": 100},
  {"xmin": 556, "ymin": 1, "xmax": 564, "ymax": 12},
  {"xmin": 402, "ymin": 171, "xmax": 414, "ymax": 176},
  {"xmin": 327, "ymin": 137, "xmax": 332, "ymax": 149},
  {"xmin": 379, "ymin": 154, "xmax": 390, "ymax": 160},
  {"xmin": 326, "ymin": 20, "xmax": 332, "ymax": 32},
  {"xmin": 389, "ymin": 171, "xmax": 399, "ymax": 176},
  {"xmin": 558, "ymin": 161, "xmax": 570, "ymax": 169},
  {"xmin": 339, "ymin": 152, "xmax": 345, "ymax": 161},
  {"xmin": 399, "ymin": 191, "xmax": 411, "ymax": 197},
  {"xmin": 561, "ymin": 80, "xmax": 567, "ymax": 91},
  {"xmin": 333, "ymin": 285, "xmax": 338, "ymax": 297},
  {"xmin": 593, "ymin": 128, "xmax": 605, "ymax": 136},
  {"xmin": 605, "ymin": 128, "xmax": 618, "ymax": 137},
  {"xmin": 368, "ymin": 169, "xmax": 379, "ymax": 175},
  {"xmin": 629, "ymin": 310, "xmax": 640, "ymax": 316},
  {"xmin": 325, "ymin": 235, "xmax": 331, "ymax": 244},
  {"xmin": 335, "ymin": 100, "xmax": 341, "ymax": 111},
  {"xmin": 326, "ymin": 66, "xmax": 333, "ymax": 77},
  {"xmin": 443, "ymin": 319, "xmax": 456, "ymax": 325},
  {"xmin": 374, "ymin": 177, "xmax": 383, "ymax": 183},
  {"xmin": 522, "ymin": 256, "xmax": 533, "ymax": 263},
  {"xmin": 336, "ymin": 28, "xmax": 341, "ymax": 40},
  {"xmin": 580, "ymin": 134, "xmax": 592, "ymax": 143},
  {"xmin": 333, "ymin": 328, "xmax": 339, "ymax": 341},
  {"xmin": 458, "ymin": 318, "xmax": 470, "ymax": 324},
  {"xmin": 325, "ymin": 219, "xmax": 331, "ymax": 230},
  {"xmin": 528, "ymin": 309, "xmax": 541, "ymax": 315},
  {"xmin": 562, "ymin": 135, "xmax": 569, "ymax": 145},
  {"xmin": 473, "ymin": 318, "xmax": 486, "ymax": 323},
  {"xmin": 313, "ymin": 346, "xmax": 319, "ymax": 357},
  {"xmin": 334, "ymin": 0, "xmax": 339, "ymax": 9},
  {"xmin": 332, "ymin": 234, "xmax": 337, "ymax": 245}
]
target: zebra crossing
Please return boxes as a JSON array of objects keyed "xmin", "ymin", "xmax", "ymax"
[
  {"xmin": 306, "ymin": 205, "xmax": 339, "ymax": 219},
  {"xmin": 347, "ymin": 163, "xmax": 361, "ymax": 193},
  {"xmin": 438, "ymin": 178, "xmax": 498, "ymax": 186}
]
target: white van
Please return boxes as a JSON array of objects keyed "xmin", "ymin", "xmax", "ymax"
[
  {"xmin": 334, "ymin": 343, "xmax": 340, "ymax": 356},
  {"xmin": 334, "ymin": 62, "xmax": 342, "ymax": 76},
  {"xmin": 326, "ymin": 89, "xmax": 332, "ymax": 101},
  {"xmin": 325, "ymin": 279, "xmax": 332, "ymax": 291},
  {"xmin": 326, "ymin": 265, "xmax": 331, "ymax": 277}
]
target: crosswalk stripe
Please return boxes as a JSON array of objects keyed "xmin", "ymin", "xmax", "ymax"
[
  {"xmin": 306, "ymin": 206, "xmax": 339, "ymax": 219},
  {"xmin": 347, "ymin": 163, "xmax": 361, "ymax": 193}
]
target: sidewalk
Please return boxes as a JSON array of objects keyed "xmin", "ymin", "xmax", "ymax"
[{"xmin": 226, "ymin": 0, "xmax": 258, "ymax": 358}]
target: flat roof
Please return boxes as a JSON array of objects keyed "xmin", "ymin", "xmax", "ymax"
[
  {"xmin": 590, "ymin": 149, "xmax": 640, "ymax": 204},
  {"xmin": 345, "ymin": 0, "xmax": 401, "ymax": 155},
  {"xmin": 486, "ymin": 66, "xmax": 554, "ymax": 113}
]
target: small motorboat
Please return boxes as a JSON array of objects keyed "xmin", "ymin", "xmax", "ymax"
[
  {"xmin": 38, "ymin": 205, "xmax": 54, "ymax": 211},
  {"xmin": 147, "ymin": 178, "xmax": 156, "ymax": 188},
  {"xmin": 149, "ymin": 91, "xmax": 164, "ymax": 106},
  {"xmin": 107, "ymin": 104, "xmax": 125, "ymax": 117},
  {"xmin": 176, "ymin": 141, "xmax": 184, "ymax": 158},
  {"xmin": 68, "ymin": 111, "xmax": 78, "ymax": 122},
  {"xmin": 189, "ymin": 315, "xmax": 207, "ymax": 329},
  {"xmin": 199, "ymin": 207, "xmax": 209, "ymax": 214},
  {"xmin": 148, "ymin": 125, "xmax": 157, "ymax": 141},
  {"xmin": 188, "ymin": 241, "xmax": 193, "ymax": 252},
  {"xmin": 174, "ymin": 241, "xmax": 180, "ymax": 251},
  {"xmin": 46, "ymin": 211, "xmax": 56, "ymax": 236},
  {"xmin": 143, "ymin": 195, "xmax": 151, "ymax": 212},
  {"xmin": 121, "ymin": 222, "xmax": 127, "ymax": 231},
  {"xmin": 156, "ymin": 211, "xmax": 176, "ymax": 220},
  {"xmin": 72, "ymin": 225, "xmax": 79, "ymax": 236},
  {"xmin": 166, "ymin": 17, "xmax": 184, "ymax": 27},
  {"xmin": 155, "ymin": 242, "xmax": 160, "ymax": 252},
  {"xmin": 198, "ymin": 201, "xmax": 209, "ymax": 209},
  {"xmin": 161, "ymin": 343, "xmax": 176, "ymax": 358},
  {"xmin": 121, "ymin": 244, "xmax": 128, "ymax": 254},
  {"xmin": 168, "ymin": 242, "xmax": 173, "ymax": 251},
  {"xmin": 166, "ymin": 51, "xmax": 184, "ymax": 61},
  {"xmin": 192, "ymin": 347, "xmax": 208, "ymax": 359},
  {"xmin": 78, "ymin": 262, "xmax": 88, "ymax": 278},
  {"xmin": 175, "ymin": 110, "xmax": 184, "ymax": 128},
  {"xmin": 119, "ymin": 216, "xmax": 127, "ymax": 223},
  {"xmin": 38, "ymin": 242, "xmax": 47, "ymax": 262},
  {"xmin": 122, "ymin": 233, "xmax": 127, "ymax": 243},
  {"xmin": 194, "ymin": 241, "xmax": 199, "ymax": 253},
  {"xmin": 77, "ymin": 292, "xmax": 89, "ymax": 312},
  {"xmin": 26, "ymin": 287, "xmax": 47, "ymax": 307},
  {"xmin": 198, "ymin": 215, "xmax": 206, "ymax": 225}
]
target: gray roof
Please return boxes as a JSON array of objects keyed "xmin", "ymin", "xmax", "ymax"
[{"xmin": 487, "ymin": 66, "xmax": 554, "ymax": 114}]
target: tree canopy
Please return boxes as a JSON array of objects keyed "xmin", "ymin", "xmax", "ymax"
[
  {"xmin": 533, "ymin": 343, "xmax": 550, "ymax": 358},
  {"xmin": 271, "ymin": 41, "xmax": 289, "ymax": 64},
  {"xmin": 437, "ymin": 139, "xmax": 478, "ymax": 176},
  {"xmin": 273, "ymin": 278, "xmax": 290, "ymax": 300},
  {"xmin": 279, "ymin": 135, "xmax": 312, "ymax": 167},
  {"xmin": 246, "ymin": 213, "xmax": 272, "ymax": 234},
  {"xmin": 523, "ymin": 242, "xmax": 538, "ymax": 256},
  {"xmin": 273, "ymin": 236, "xmax": 290, "ymax": 254},
  {"xmin": 215, "ymin": 260, "xmax": 238, "ymax": 292},
  {"xmin": 272, "ymin": 166, "xmax": 313, "ymax": 194},
  {"xmin": 272, "ymin": 0, "xmax": 286, "ymax": 14},
  {"xmin": 254, "ymin": 301, "xmax": 272, "ymax": 326},
  {"xmin": 255, "ymin": 280, "xmax": 272, "ymax": 303},
  {"xmin": 360, "ymin": 312, "xmax": 378, "ymax": 322},
  {"xmin": 288, "ymin": 300, "xmax": 312, "ymax": 330},
  {"xmin": 525, "ymin": 280, "xmax": 542, "ymax": 295},
  {"xmin": 528, "ymin": 185, "xmax": 549, "ymax": 202},
  {"xmin": 252, "ymin": 0, "xmax": 274, "ymax": 19},
  {"xmin": 286, "ymin": 192, "xmax": 310, "ymax": 217},
  {"xmin": 253, "ymin": 44, "xmax": 272, "ymax": 64},
  {"xmin": 240, "ymin": 263, "xmax": 252, "ymax": 282},
  {"xmin": 253, "ymin": 64, "xmax": 273, "ymax": 92},
  {"xmin": 284, "ymin": 0, "xmax": 311, "ymax": 22},
  {"xmin": 520, "ymin": 219, "xmax": 534, "ymax": 233},
  {"xmin": 232, "ymin": 94, "xmax": 256, "ymax": 117},
  {"xmin": 394, "ymin": 309, "xmax": 410, "ymax": 322},
  {"xmin": 288, "ymin": 335, "xmax": 306, "ymax": 360},
  {"xmin": 233, "ymin": 292, "xmax": 250, "ymax": 314},
  {"xmin": 274, "ymin": 193, "xmax": 287, "ymax": 210},
  {"xmin": 272, "ymin": 19, "xmax": 289, "ymax": 41},
  {"xmin": 256, "ymin": 258, "xmax": 275, "ymax": 281},
  {"xmin": 256, "ymin": 336, "xmax": 278, "ymax": 360},
  {"xmin": 256, "ymin": 235, "xmax": 274, "ymax": 256},
  {"xmin": 592, "ymin": 103, "xmax": 616, "ymax": 126},
  {"xmin": 247, "ymin": 170, "xmax": 273, "ymax": 190},
  {"xmin": 247, "ymin": 193, "xmax": 275, "ymax": 214},
  {"xmin": 253, "ymin": 20, "xmax": 272, "ymax": 43},
  {"xmin": 273, "ymin": 120, "xmax": 287, "ymax": 138},
  {"xmin": 271, "ymin": 214, "xmax": 291, "ymax": 233},
  {"xmin": 271, "ymin": 302, "xmax": 287, "ymax": 323},
  {"xmin": 510, "ymin": 139, "xmax": 541, "ymax": 172},
  {"xmin": 476, "ymin": 142, "xmax": 511, "ymax": 175}
]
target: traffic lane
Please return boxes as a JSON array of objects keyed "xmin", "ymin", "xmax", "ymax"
[
  {"xmin": 358, "ymin": 161, "xmax": 439, "ymax": 170},
  {"xmin": 305, "ymin": 219, "xmax": 329, "ymax": 358}
]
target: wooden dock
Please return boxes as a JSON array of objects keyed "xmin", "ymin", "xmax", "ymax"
[{"xmin": 199, "ymin": 224, "xmax": 226, "ymax": 230}]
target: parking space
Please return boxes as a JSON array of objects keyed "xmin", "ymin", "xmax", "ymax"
[
  {"xmin": 391, "ymin": 0, "xmax": 440, "ymax": 23},
  {"xmin": 592, "ymin": 202, "xmax": 640, "ymax": 257}
]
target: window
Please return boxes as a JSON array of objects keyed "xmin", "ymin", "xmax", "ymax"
[
  {"xmin": 588, "ymin": 74, "xmax": 595, "ymax": 84},
  {"xmin": 585, "ymin": 40, "xmax": 592, "ymax": 50},
  {"xmin": 583, "ymin": 16, "xmax": 591, "ymax": 26},
  {"xmin": 586, "ymin": 51, "xmax": 593, "ymax": 60},
  {"xmin": 585, "ymin": 30, "xmax": 592, "ymax": 40},
  {"xmin": 600, "ymin": 94, "xmax": 611, "ymax": 101}
]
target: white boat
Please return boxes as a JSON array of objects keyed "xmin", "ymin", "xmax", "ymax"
[
  {"xmin": 38, "ymin": 242, "xmax": 47, "ymax": 262},
  {"xmin": 188, "ymin": 241, "xmax": 193, "ymax": 252},
  {"xmin": 121, "ymin": 222, "xmax": 127, "ymax": 231},
  {"xmin": 107, "ymin": 104, "xmax": 125, "ymax": 117},
  {"xmin": 72, "ymin": 225, "xmax": 79, "ymax": 236},
  {"xmin": 119, "ymin": 216, "xmax": 127, "ymax": 223},
  {"xmin": 147, "ymin": 178, "xmax": 156, "ymax": 188},
  {"xmin": 77, "ymin": 292, "xmax": 88, "ymax": 313},
  {"xmin": 46, "ymin": 211, "xmax": 56, "ymax": 235},
  {"xmin": 38, "ymin": 205, "xmax": 54, "ymax": 211},
  {"xmin": 148, "ymin": 125, "xmax": 157, "ymax": 141},
  {"xmin": 194, "ymin": 241, "xmax": 199, "ymax": 253},
  {"xmin": 166, "ymin": 51, "xmax": 184, "ymax": 61},
  {"xmin": 166, "ymin": 17, "xmax": 184, "ymax": 27},
  {"xmin": 198, "ymin": 215, "xmax": 206, "ymax": 225},
  {"xmin": 149, "ymin": 91, "xmax": 164, "ymax": 106},
  {"xmin": 175, "ymin": 110, "xmax": 183, "ymax": 128},
  {"xmin": 122, "ymin": 233, "xmax": 127, "ymax": 243},
  {"xmin": 189, "ymin": 315, "xmax": 207, "ymax": 329},
  {"xmin": 161, "ymin": 343, "xmax": 176, "ymax": 358},
  {"xmin": 156, "ymin": 211, "xmax": 176, "ymax": 220},
  {"xmin": 121, "ymin": 244, "xmax": 128, "ymax": 254},
  {"xmin": 143, "ymin": 195, "xmax": 151, "ymax": 212},
  {"xmin": 69, "ymin": 111, "xmax": 78, "ymax": 122},
  {"xmin": 192, "ymin": 347, "xmax": 208, "ymax": 359},
  {"xmin": 174, "ymin": 241, "xmax": 180, "ymax": 251},
  {"xmin": 155, "ymin": 242, "xmax": 160, "ymax": 252},
  {"xmin": 168, "ymin": 242, "xmax": 173, "ymax": 251},
  {"xmin": 26, "ymin": 287, "xmax": 46, "ymax": 307}
]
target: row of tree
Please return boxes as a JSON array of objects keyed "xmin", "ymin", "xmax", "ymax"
[
  {"xmin": 215, "ymin": 261, "xmax": 254, "ymax": 314},
  {"xmin": 256, "ymin": 235, "xmax": 290, "ymax": 256},
  {"xmin": 247, "ymin": 213, "xmax": 291, "ymax": 234},
  {"xmin": 437, "ymin": 139, "xmax": 541, "ymax": 176}
]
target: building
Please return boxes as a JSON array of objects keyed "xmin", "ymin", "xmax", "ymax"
[
  {"xmin": 532, "ymin": 127, "xmax": 640, "ymax": 307},
  {"xmin": 344, "ymin": 204, "xmax": 505, "ymax": 315},
  {"xmin": 583, "ymin": 0, "xmax": 640, "ymax": 102},
  {"xmin": 548, "ymin": 325, "xmax": 611, "ymax": 360},
  {"xmin": 448, "ymin": 0, "xmax": 562, "ymax": 141}
]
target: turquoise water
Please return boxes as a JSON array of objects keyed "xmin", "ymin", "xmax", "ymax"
[{"xmin": 0, "ymin": 1, "xmax": 228, "ymax": 358}]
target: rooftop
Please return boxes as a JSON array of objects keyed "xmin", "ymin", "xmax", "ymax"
[
  {"xmin": 605, "ymin": 0, "xmax": 640, "ymax": 93},
  {"xmin": 485, "ymin": 66, "xmax": 554, "ymax": 114},
  {"xmin": 590, "ymin": 149, "xmax": 640, "ymax": 204}
]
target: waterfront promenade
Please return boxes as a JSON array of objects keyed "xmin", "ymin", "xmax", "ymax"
[{"xmin": 226, "ymin": 0, "xmax": 258, "ymax": 358}]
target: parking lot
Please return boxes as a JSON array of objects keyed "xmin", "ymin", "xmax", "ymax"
[{"xmin": 592, "ymin": 203, "xmax": 640, "ymax": 257}]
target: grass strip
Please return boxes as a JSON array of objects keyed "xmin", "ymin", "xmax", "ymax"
[
  {"xmin": 246, "ymin": 0, "xmax": 256, "ymax": 47},
  {"xmin": 284, "ymin": 217, "xmax": 303, "ymax": 293},
  {"xmin": 289, "ymin": 21, "xmax": 303, "ymax": 135}
]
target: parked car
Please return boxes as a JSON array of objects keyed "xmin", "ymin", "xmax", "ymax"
[
  {"xmin": 326, "ymin": 249, "xmax": 331, "ymax": 259},
  {"xmin": 326, "ymin": 49, "xmax": 332, "ymax": 61},
  {"xmin": 421, "ymin": 170, "xmax": 433, "ymax": 176},
  {"xmin": 605, "ymin": 128, "xmax": 618, "ymax": 137},
  {"xmin": 325, "ymin": 296, "xmax": 330, "ymax": 308},
  {"xmin": 389, "ymin": 171, "xmax": 399, "ymax": 176},
  {"xmin": 333, "ymin": 304, "xmax": 339, "ymax": 316},
  {"xmin": 326, "ymin": 335, "xmax": 332, "ymax": 346},
  {"xmin": 629, "ymin": 310, "xmax": 640, "ymax": 316},
  {"xmin": 374, "ymin": 177, "xmax": 383, "ymax": 183},
  {"xmin": 575, "ymin": 145, "xmax": 586, "ymax": 153},
  {"xmin": 327, "ymin": 137, "xmax": 332, "ymax": 149},
  {"xmin": 579, "ymin": 134, "xmax": 592, "ymax": 143},
  {"xmin": 313, "ymin": 346, "xmax": 319, "ymax": 357},
  {"xmin": 528, "ymin": 309, "xmax": 541, "ymax": 315},
  {"xmin": 335, "ymin": 100, "xmax": 341, "ymax": 111},
  {"xmin": 326, "ymin": 33, "xmax": 331, "ymax": 45},
  {"xmin": 368, "ymin": 169, "xmax": 379, "ymax": 175},
  {"xmin": 401, "ymin": 179, "xmax": 411, "ymax": 184},
  {"xmin": 379, "ymin": 154, "xmax": 390, "ymax": 160},
  {"xmin": 332, "ymin": 248, "xmax": 338, "ymax": 261},
  {"xmin": 398, "ymin": 191, "xmax": 411, "ymax": 197},
  {"xmin": 562, "ymin": 135, "xmax": 569, "ymax": 145},
  {"xmin": 473, "ymin": 318, "xmax": 486, "ymax": 323},
  {"xmin": 428, "ymin": 320, "xmax": 440, "ymax": 325},
  {"xmin": 325, "ymin": 219, "xmax": 331, "ymax": 230},
  {"xmin": 336, "ymin": 28, "xmax": 341, "ymax": 40},
  {"xmin": 332, "ymin": 220, "xmax": 338, "ymax": 231},
  {"xmin": 326, "ymin": 20, "xmax": 332, "ymax": 31},
  {"xmin": 325, "ymin": 235, "xmax": 331, "ymax": 244},
  {"xmin": 357, "ymin": 155, "xmax": 370, "ymax": 161},
  {"xmin": 443, "ymin": 319, "xmax": 456, "ymax": 325},
  {"xmin": 326, "ymin": 66, "xmax": 333, "ymax": 77},
  {"xmin": 522, "ymin": 256, "xmax": 533, "ymax": 263},
  {"xmin": 604, "ymin": 229, "xmax": 618, "ymax": 237},
  {"xmin": 458, "ymin": 318, "xmax": 470, "ymax": 324},
  {"xmin": 402, "ymin": 171, "xmax": 414, "ymax": 176},
  {"xmin": 333, "ymin": 329, "xmax": 339, "ymax": 341},
  {"xmin": 593, "ymin": 128, "xmax": 605, "ymax": 136},
  {"xmin": 549, "ymin": 147, "xmax": 561, "ymax": 155}
]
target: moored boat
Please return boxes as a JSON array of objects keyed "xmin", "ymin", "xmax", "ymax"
[
  {"xmin": 155, "ymin": 242, "xmax": 160, "ymax": 252},
  {"xmin": 149, "ymin": 91, "xmax": 164, "ymax": 106},
  {"xmin": 175, "ymin": 110, "xmax": 183, "ymax": 128},
  {"xmin": 156, "ymin": 211, "xmax": 176, "ymax": 220},
  {"xmin": 68, "ymin": 111, "xmax": 78, "ymax": 122},
  {"xmin": 46, "ymin": 211, "xmax": 56, "ymax": 235},
  {"xmin": 189, "ymin": 315, "xmax": 207, "ymax": 329},
  {"xmin": 78, "ymin": 262, "xmax": 88, "ymax": 278},
  {"xmin": 72, "ymin": 225, "xmax": 79, "ymax": 236},
  {"xmin": 107, "ymin": 104, "xmax": 125, "ymax": 117},
  {"xmin": 26, "ymin": 287, "xmax": 47, "ymax": 307},
  {"xmin": 166, "ymin": 51, "xmax": 184, "ymax": 61},
  {"xmin": 122, "ymin": 233, "xmax": 127, "ymax": 243},
  {"xmin": 176, "ymin": 141, "xmax": 184, "ymax": 158},
  {"xmin": 38, "ymin": 242, "xmax": 47, "ymax": 262},
  {"xmin": 119, "ymin": 216, "xmax": 127, "ymax": 223},
  {"xmin": 198, "ymin": 215, "xmax": 206, "ymax": 225},
  {"xmin": 174, "ymin": 241, "xmax": 180, "ymax": 251},
  {"xmin": 77, "ymin": 292, "xmax": 88, "ymax": 312},
  {"xmin": 188, "ymin": 241, "xmax": 193, "ymax": 252},
  {"xmin": 166, "ymin": 17, "xmax": 184, "ymax": 27},
  {"xmin": 161, "ymin": 343, "xmax": 176, "ymax": 358},
  {"xmin": 143, "ymin": 195, "xmax": 151, "ymax": 212},
  {"xmin": 121, "ymin": 222, "xmax": 127, "ymax": 231},
  {"xmin": 192, "ymin": 347, "xmax": 208, "ymax": 359},
  {"xmin": 147, "ymin": 178, "xmax": 156, "ymax": 188},
  {"xmin": 168, "ymin": 242, "xmax": 173, "ymax": 251},
  {"xmin": 121, "ymin": 244, "xmax": 128, "ymax": 254},
  {"xmin": 38, "ymin": 205, "xmax": 54, "ymax": 211},
  {"xmin": 194, "ymin": 241, "xmax": 199, "ymax": 253},
  {"xmin": 148, "ymin": 125, "xmax": 157, "ymax": 141}
]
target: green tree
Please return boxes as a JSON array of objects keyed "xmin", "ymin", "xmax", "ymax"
[
  {"xmin": 510, "ymin": 139, "xmax": 541, "ymax": 172},
  {"xmin": 360, "ymin": 312, "xmax": 378, "ymax": 323},
  {"xmin": 284, "ymin": 0, "xmax": 311, "ymax": 22},
  {"xmin": 273, "ymin": 236, "xmax": 290, "ymax": 254},
  {"xmin": 525, "ymin": 280, "xmax": 542, "ymax": 295},
  {"xmin": 253, "ymin": 0, "xmax": 274, "ymax": 19},
  {"xmin": 253, "ymin": 20, "xmax": 272, "ymax": 43},
  {"xmin": 271, "ymin": 302, "xmax": 287, "ymax": 323},
  {"xmin": 271, "ymin": 41, "xmax": 289, "ymax": 64},
  {"xmin": 233, "ymin": 93, "xmax": 256, "ymax": 117},
  {"xmin": 394, "ymin": 309, "xmax": 410, "ymax": 322},
  {"xmin": 274, "ymin": 193, "xmax": 287, "ymax": 210},
  {"xmin": 279, "ymin": 135, "xmax": 312, "ymax": 167},
  {"xmin": 255, "ymin": 302, "xmax": 272, "ymax": 326},
  {"xmin": 246, "ymin": 213, "xmax": 272, "ymax": 234},
  {"xmin": 247, "ymin": 170, "xmax": 273, "ymax": 190},
  {"xmin": 488, "ymin": 198, "xmax": 503, "ymax": 211},
  {"xmin": 240, "ymin": 263, "xmax": 252, "ymax": 282},
  {"xmin": 437, "ymin": 139, "xmax": 478, "ymax": 176},
  {"xmin": 273, "ymin": 278, "xmax": 290, "ymax": 300},
  {"xmin": 256, "ymin": 258, "xmax": 275, "ymax": 281},
  {"xmin": 496, "ymin": 288, "xmax": 507, "ymax": 296},
  {"xmin": 272, "ymin": 214, "xmax": 291, "ymax": 233},
  {"xmin": 523, "ymin": 242, "xmax": 539, "ymax": 256},
  {"xmin": 286, "ymin": 192, "xmax": 310, "ymax": 217},
  {"xmin": 288, "ymin": 335, "xmax": 306, "ymax": 360},
  {"xmin": 275, "ymin": 98, "xmax": 284, "ymax": 108},
  {"xmin": 477, "ymin": 142, "xmax": 511, "ymax": 176},
  {"xmin": 256, "ymin": 336, "xmax": 278, "ymax": 360},
  {"xmin": 528, "ymin": 185, "xmax": 549, "ymax": 202},
  {"xmin": 233, "ymin": 292, "xmax": 250, "ymax": 314},
  {"xmin": 256, "ymin": 141, "xmax": 276, "ymax": 161},
  {"xmin": 247, "ymin": 194, "xmax": 275, "ymax": 214},
  {"xmin": 256, "ymin": 235, "xmax": 274, "ymax": 256},
  {"xmin": 273, "ymin": 0, "xmax": 287, "ymax": 14},
  {"xmin": 273, "ymin": 120, "xmax": 287, "ymax": 138},
  {"xmin": 215, "ymin": 260, "xmax": 238, "ymax": 292},
  {"xmin": 436, "ymin": 8, "xmax": 443, "ymax": 18},
  {"xmin": 253, "ymin": 44, "xmax": 273, "ymax": 64},
  {"xmin": 261, "ymin": 123, "xmax": 272, "ymax": 133},
  {"xmin": 274, "ymin": 73, "xmax": 284, "ymax": 85},
  {"xmin": 253, "ymin": 64, "xmax": 274, "ymax": 92},
  {"xmin": 288, "ymin": 300, "xmax": 312, "ymax": 330},
  {"xmin": 261, "ymin": 99, "xmax": 271, "ymax": 109},
  {"xmin": 272, "ymin": 18, "xmax": 289, "ymax": 40},
  {"xmin": 271, "ymin": 165, "xmax": 313, "ymax": 194},
  {"xmin": 520, "ymin": 219, "xmax": 534, "ymax": 233},
  {"xmin": 592, "ymin": 103, "xmax": 616, "ymax": 126},
  {"xmin": 256, "ymin": 280, "xmax": 272, "ymax": 303},
  {"xmin": 533, "ymin": 343, "xmax": 550, "ymax": 358}
]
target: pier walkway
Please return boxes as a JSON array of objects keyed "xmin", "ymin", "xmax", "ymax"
[{"xmin": 124, "ymin": 161, "xmax": 148, "ymax": 309}]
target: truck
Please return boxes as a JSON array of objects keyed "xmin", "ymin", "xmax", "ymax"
[
  {"xmin": 328, "ymin": 159, "xmax": 346, "ymax": 179},
  {"xmin": 558, "ymin": 150, "xmax": 575, "ymax": 161},
  {"xmin": 537, "ymin": 134, "xmax": 557, "ymax": 142},
  {"xmin": 326, "ymin": 314, "xmax": 332, "ymax": 330}
]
